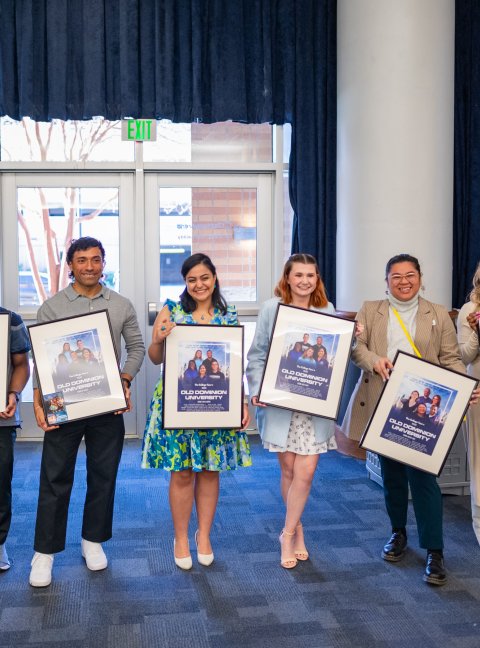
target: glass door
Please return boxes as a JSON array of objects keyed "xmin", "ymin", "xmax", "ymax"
[
  {"xmin": 143, "ymin": 173, "xmax": 273, "ymax": 412},
  {"xmin": 1, "ymin": 173, "xmax": 139, "ymax": 438}
]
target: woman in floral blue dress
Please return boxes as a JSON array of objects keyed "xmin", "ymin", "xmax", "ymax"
[{"xmin": 142, "ymin": 253, "xmax": 251, "ymax": 570}]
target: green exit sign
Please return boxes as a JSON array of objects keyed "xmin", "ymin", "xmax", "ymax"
[{"xmin": 121, "ymin": 119, "xmax": 157, "ymax": 141}]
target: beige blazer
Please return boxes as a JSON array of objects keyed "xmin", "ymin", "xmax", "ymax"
[{"xmin": 341, "ymin": 297, "xmax": 465, "ymax": 441}]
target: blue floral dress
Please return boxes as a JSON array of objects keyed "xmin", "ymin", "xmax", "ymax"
[{"xmin": 141, "ymin": 299, "xmax": 252, "ymax": 472}]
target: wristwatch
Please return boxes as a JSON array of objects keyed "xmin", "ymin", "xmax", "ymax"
[{"xmin": 7, "ymin": 391, "xmax": 20, "ymax": 402}]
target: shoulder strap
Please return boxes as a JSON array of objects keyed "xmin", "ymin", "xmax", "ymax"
[{"xmin": 391, "ymin": 306, "xmax": 422, "ymax": 358}]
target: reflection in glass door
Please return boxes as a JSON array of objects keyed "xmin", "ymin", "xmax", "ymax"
[
  {"xmin": 144, "ymin": 174, "xmax": 272, "ymax": 410},
  {"xmin": 158, "ymin": 186, "xmax": 258, "ymax": 304}
]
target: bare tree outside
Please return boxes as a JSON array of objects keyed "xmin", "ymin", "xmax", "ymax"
[{"xmin": 1, "ymin": 118, "xmax": 122, "ymax": 305}]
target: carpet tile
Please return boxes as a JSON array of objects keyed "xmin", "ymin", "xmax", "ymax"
[{"xmin": 2, "ymin": 436, "xmax": 480, "ymax": 647}]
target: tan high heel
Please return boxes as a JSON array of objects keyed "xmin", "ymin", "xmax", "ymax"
[
  {"xmin": 279, "ymin": 529, "xmax": 297, "ymax": 569},
  {"xmin": 294, "ymin": 524, "xmax": 309, "ymax": 561}
]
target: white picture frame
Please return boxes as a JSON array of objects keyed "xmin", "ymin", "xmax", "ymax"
[
  {"xmin": 258, "ymin": 303, "xmax": 356, "ymax": 420},
  {"xmin": 28, "ymin": 310, "xmax": 127, "ymax": 425},
  {"xmin": 360, "ymin": 350, "xmax": 478, "ymax": 476},
  {"xmin": 162, "ymin": 324, "xmax": 244, "ymax": 430}
]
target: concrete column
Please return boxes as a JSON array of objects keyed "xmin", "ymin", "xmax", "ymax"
[{"xmin": 336, "ymin": 0, "xmax": 455, "ymax": 310}]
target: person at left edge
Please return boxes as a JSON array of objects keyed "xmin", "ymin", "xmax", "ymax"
[
  {"xmin": 0, "ymin": 308, "xmax": 30, "ymax": 571},
  {"xmin": 29, "ymin": 237, "xmax": 145, "ymax": 588}
]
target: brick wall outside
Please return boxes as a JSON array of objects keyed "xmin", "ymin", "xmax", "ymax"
[{"xmin": 192, "ymin": 187, "xmax": 257, "ymax": 300}]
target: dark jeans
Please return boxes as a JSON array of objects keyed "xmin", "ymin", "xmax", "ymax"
[
  {"xmin": 0, "ymin": 427, "xmax": 16, "ymax": 545},
  {"xmin": 34, "ymin": 413, "xmax": 125, "ymax": 554},
  {"xmin": 379, "ymin": 455, "xmax": 443, "ymax": 550}
]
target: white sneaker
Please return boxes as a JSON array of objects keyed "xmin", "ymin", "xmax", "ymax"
[
  {"xmin": 81, "ymin": 539, "xmax": 108, "ymax": 571},
  {"xmin": 0, "ymin": 543, "xmax": 11, "ymax": 571},
  {"xmin": 29, "ymin": 552, "xmax": 53, "ymax": 587}
]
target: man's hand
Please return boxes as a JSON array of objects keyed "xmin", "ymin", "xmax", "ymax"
[
  {"xmin": 33, "ymin": 397, "xmax": 59, "ymax": 431},
  {"xmin": 0, "ymin": 392, "xmax": 18, "ymax": 419},
  {"xmin": 115, "ymin": 381, "xmax": 132, "ymax": 414}
]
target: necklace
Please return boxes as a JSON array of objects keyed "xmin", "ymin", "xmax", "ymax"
[{"xmin": 194, "ymin": 308, "xmax": 213, "ymax": 322}]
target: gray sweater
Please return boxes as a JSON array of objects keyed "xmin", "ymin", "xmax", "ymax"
[{"xmin": 34, "ymin": 284, "xmax": 145, "ymax": 383}]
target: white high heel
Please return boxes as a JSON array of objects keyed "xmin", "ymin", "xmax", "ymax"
[
  {"xmin": 173, "ymin": 539, "xmax": 192, "ymax": 570},
  {"xmin": 195, "ymin": 530, "xmax": 214, "ymax": 566}
]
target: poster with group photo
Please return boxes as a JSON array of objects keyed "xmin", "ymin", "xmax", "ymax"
[
  {"xmin": 258, "ymin": 304, "xmax": 356, "ymax": 420},
  {"xmin": 0, "ymin": 312, "xmax": 10, "ymax": 413},
  {"xmin": 163, "ymin": 324, "xmax": 244, "ymax": 429},
  {"xmin": 360, "ymin": 351, "xmax": 478, "ymax": 475},
  {"xmin": 28, "ymin": 310, "xmax": 127, "ymax": 424}
]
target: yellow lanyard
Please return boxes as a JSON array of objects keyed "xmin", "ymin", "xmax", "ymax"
[{"xmin": 391, "ymin": 307, "xmax": 422, "ymax": 358}]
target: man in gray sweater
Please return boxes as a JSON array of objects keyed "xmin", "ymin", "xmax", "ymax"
[{"xmin": 29, "ymin": 237, "xmax": 145, "ymax": 587}]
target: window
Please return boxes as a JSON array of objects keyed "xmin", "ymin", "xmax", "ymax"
[
  {"xmin": 1, "ymin": 117, "xmax": 134, "ymax": 162},
  {"xmin": 17, "ymin": 186, "xmax": 119, "ymax": 307},
  {"xmin": 143, "ymin": 121, "xmax": 273, "ymax": 163},
  {"xmin": 158, "ymin": 186, "xmax": 257, "ymax": 303}
]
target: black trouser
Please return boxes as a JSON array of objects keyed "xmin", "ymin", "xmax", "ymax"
[
  {"xmin": 34, "ymin": 413, "xmax": 125, "ymax": 554},
  {"xmin": 0, "ymin": 427, "xmax": 16, "ymax": 545},
  {"xmin": 379, "ymin": 455, "xmax": 443, "ymax": 550}
]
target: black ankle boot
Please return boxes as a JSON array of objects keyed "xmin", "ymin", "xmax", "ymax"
[
  {"xmin": 382, "ymin": 529, "xmax": 407, "ymax": 562},
  {"xmin": 423, "ymin": 550, "xmax": 447, "ymax": 586}
]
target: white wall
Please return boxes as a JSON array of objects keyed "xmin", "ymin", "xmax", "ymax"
[{"xmin": 337, "ymin": 0, "xmax": 455, "ymax": 310}]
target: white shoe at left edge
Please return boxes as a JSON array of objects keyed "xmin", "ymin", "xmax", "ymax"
[
  {"xmin": 0, "ymin": 543, "xmax": 11, "ymax": 571},
  {"xmin": 81, "ymin": 539, "xmax": 108, "ymax": 571}
]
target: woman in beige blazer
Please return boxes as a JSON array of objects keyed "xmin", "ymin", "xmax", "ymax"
[{"xmin": 343, "ymin": 253, "xmax": 466, "ymax": 587}]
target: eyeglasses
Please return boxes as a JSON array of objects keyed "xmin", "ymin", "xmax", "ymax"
[{"xmin": 388, "ymin": 272, "xmax": 419, "ymax": 284}]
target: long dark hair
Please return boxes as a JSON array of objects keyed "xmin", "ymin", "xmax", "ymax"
[{"xmin": 179, "ymin": 253, "xmax": 228, "ymax": 314}]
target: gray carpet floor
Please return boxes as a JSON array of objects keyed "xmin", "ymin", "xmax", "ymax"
[{"xmin": 1, "ymin": 436, "xmax": 480, "ymax": 648}]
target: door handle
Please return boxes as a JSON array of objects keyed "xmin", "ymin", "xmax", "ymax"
[{"xmin": 148, "ymin": 302, "xmax": 158, "ymax": 326}]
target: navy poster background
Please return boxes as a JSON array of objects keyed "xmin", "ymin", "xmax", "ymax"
[
  {"xmin": 379, "ymin": 372, "xmax": 457, "ymax": 456},
  {"xmin": 274, "ymin": 328, "xmax": 339, "ymax": 400},
  {"xmin": 177, "ymin": 342, "xmax": 230, "ymax": 413}
]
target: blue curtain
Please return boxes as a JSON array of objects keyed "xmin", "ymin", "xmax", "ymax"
[
  {"xmin": 454, "ymin": 0, "xmax": 480, "ymax": 307},
  {"xmin": 289, "ymin": 1, "xmax": 336, "ymax": 299},
  {"xmin": 0, "ymin": 0, "xmax": 337, "ymax": 299}
]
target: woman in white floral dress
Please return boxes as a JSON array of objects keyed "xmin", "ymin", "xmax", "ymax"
[{"xmin": 247, "ymin": 254, "xmax": 358, "ymax": 569}]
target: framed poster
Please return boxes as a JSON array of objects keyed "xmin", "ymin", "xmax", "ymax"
[
  {"xmin": 258, "ymin": 303, "xmax": 356, "ymax": 420},
  {"xmin": 360, "ymin": 350, "xmax": 478, "ymax": 476},
  {"xmin": 0, "ymin": 312, "xmax": 10, "ymax": 412},
  {"xmin": 162, "ymin": 324, "xmax": 244, "ymax": 429},
  {"xmin": 28, "ymin": 310, "xmax": 127, "ymax": 425}
]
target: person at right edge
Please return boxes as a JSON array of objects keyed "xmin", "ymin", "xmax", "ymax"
[
  {"xmin": 457, "ymin": 261, "xmax": 480, "ymax": 545},
  {"xmin": 342, "ymin": 253, "xmax": 479, "ymax": 586}
]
